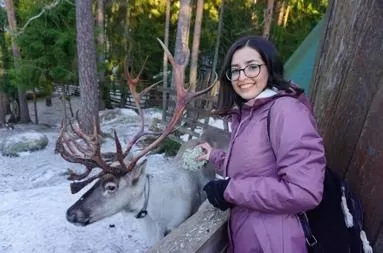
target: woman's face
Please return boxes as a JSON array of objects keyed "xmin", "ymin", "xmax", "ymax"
[{"xmin": 229, "ymin": 46, "xmax": 269, "ymax": 100}]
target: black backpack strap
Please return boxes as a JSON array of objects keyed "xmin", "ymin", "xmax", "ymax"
[
  {"xmin": 267, "ymin": 100, "xmax": 318, "ymax": 248},
  {"xmin": 298, "ymin": 213, "xmax": 318, "ymax": 247}
]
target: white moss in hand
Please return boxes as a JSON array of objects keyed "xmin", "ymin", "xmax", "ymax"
[{"xmin": 182, "ymin": 146, "xmax": 207, "ymax": 171}]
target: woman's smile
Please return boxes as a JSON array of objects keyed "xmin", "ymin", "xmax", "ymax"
[{"xmin": 237, "ymin": 82, "xmax": 255, "ymax": 90}]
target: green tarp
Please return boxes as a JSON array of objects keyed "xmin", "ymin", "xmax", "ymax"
[{"xmin": 284, "ymin": 18, "xmax": 325, "ymax": 92}]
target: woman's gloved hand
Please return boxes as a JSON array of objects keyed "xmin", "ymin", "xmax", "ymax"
[{"xmin": 203, "ymin": 178, "xmax": 232, "ymax": 211}]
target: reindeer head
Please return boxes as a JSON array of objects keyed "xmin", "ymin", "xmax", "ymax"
[
  {"xmin": 65, "ymin": 160, "xmax": 149, "ymax": 226},
  {"xmin": 55, "ymin": 39, "xmax": 217, "ymax": 226}
]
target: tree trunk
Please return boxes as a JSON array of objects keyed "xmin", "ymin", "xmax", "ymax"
[
  {"xmin": 162, "ymin": 0, "xmax": 171, "ymax": 121},
  {"xmin": 212, "ymin": 1, "xmax": 224, "ymax": 76},
  {"xmin": 309, "ymin": 0, "xmax": 383, "ymax": 248},
  {"xmin": 32, "ymin": 90, "xmax": 38, "ymax": 124},
  {"xmin": 172, "ymin": 0, "xmax": 192, "ymax": 89},
  {"xmin": 0, "ymin": 91, "xmax": 7, "ymax": 127},
  {"xmin": 213, "ymin": 1, "xmax": 227, "ymax": 131},
  {"xmin": 189, "ymin": 0, "xmax": 204, "ymax": 90},
  {"xmin": 0, "ymin": 31, "xmax": 8, "ymax": 126},
  {"xmin": 5, "ymin": 0, "xmax": 31, "ymax": 123},
  {"xmin": 45, "ymin": 96, "xmax": 52, "ymax": 106},
  {"xmin": 76, "ymin": 0, "xmax": 100, "ymax": 134},
  {"xmin": 96, "ymin": 0, "xmax": 106, "ymax": 110},
  {"xmin": 263, "ymin": 0, "xmax": 275, "ymax": 39},
  {"xmin": 283, "ymin": 4, "xmax": 291, "ymax": 28},
  {"xmin": 277, "ymin": 1, "xmax": 285, "ymax": 26},
  {"xmin": 0, "ymin": 28, "xmax": 9, "ymax": 126},
  {"xmin": 123, "ymin": 0, "xmax": 131, "ymax": 54},
  {"xmin": 186, "ymin": 0, "xmax": 204, "ymax": 140}
]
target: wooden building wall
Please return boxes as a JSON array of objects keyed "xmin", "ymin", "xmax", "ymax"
[{"xmin": 309, "ymin": 0, "xmax": 383, "ymax": 249}]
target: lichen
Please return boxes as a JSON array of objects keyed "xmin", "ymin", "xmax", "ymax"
[{"xmin": 182, "ymin": 146, "xmax": 207, "ymax": 171}]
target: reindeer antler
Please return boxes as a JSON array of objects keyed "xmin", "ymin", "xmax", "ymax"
[
  {"xmin": 55, "ymin": 116, "xmax": 116, "ymax": 193},
  {"xmin": 55, "ymin": 38, "xmax": 217, "ymax": 194},
  {"xmin": 124, "ymin": 38, "xmax": 217, "ymax": 171},
  {"xmin": 121, "ymin": 55, "xmax": 162, "ymax": 158}
]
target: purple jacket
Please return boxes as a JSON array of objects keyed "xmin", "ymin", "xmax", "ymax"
[{"xmin": 209, "ymin": 90, "xmax": 326, "ymax": 253}]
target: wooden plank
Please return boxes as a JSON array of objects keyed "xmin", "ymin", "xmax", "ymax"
[{"xmin": 146, "ymin": 201, "xmax": 228, "ymax": 253}]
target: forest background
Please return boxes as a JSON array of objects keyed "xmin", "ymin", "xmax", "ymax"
[{"xmin": 0, "ymin": 0, "xmax": 327, "ymax": 129}]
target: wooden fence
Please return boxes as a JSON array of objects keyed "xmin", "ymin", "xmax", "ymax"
[
  {"xmin": 108, "ymin": 88, "xmax": 150, "ymax": 110},
  {"xmin": 54, "ymin": 83, "xmax": 226, "ymax": 139},
  {"xmin": 156, "ymin": 85, "xmax": 227, "ymax": 143},
  {"xmin": 54, "ymin": 84, "xmax": 153, "ymax": 110},
  {"xmin": 146, "ymin": 201, "xmax": 228, "ymax": 253}
]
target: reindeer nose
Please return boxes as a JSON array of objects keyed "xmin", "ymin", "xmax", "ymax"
[{"xmin": 66, "ymin": 208, "xmax": 89, "ymax": 225}]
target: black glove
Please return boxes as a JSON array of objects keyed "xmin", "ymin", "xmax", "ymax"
[{"xmin": 203, "ymin": 178, "xmax": 232, "ymax": 211}]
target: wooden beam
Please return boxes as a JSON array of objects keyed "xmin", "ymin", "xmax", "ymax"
[{"xmin": 146, "ymin": 201, "xmax": 228, "ymax": 253}]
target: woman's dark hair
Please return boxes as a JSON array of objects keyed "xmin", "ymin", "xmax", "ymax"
[{"xmin": 216, "ymin": 35, "xmax": 293, "ymax": 114}]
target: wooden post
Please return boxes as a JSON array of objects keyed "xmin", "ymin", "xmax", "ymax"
[{"xmin": 309, "ymin": 0, "xmax": 383, "ymax": 248}]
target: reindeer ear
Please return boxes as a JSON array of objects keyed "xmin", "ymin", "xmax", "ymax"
[{"xmin": 130, "ymin": 159, "xmax": 147, "ymax": 184}]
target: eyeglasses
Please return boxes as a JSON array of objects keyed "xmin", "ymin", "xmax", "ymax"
[{"xmin": 226, "ymin": 64, "xmax": 264, "ymax": 81}]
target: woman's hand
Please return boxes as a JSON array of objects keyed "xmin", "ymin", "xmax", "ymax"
[{"xmin": 196, "ymin": 142, "xmax": 213, "ymax": 161}]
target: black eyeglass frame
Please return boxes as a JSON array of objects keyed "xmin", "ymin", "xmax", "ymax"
[{"xmin": 225, "ymin": 64, "xmax": 265, "ymax": 81}]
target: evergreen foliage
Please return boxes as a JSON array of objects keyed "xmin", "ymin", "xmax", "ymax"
[
  {"xmin": 272, "ymin": 0, "xmax": 327, "ymax": 62},
  {"xmin": 2, "ymin": 0, "xmax": 327, "ymax": 101},
  {"xmin": 0, "ymin": 7, "xmax": 13, "ymax": 95},
  {"xmin": 106, "ymin": 0, "xmax": 327, "ymax": 83},
  {"xmin": 9, "ymin": 0, "xmax": 76, "ymax": 95}
]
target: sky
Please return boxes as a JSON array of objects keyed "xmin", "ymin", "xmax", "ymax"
[{"xmin": 0, "ymin": 96, "xmax": 225, "ymax": 253}]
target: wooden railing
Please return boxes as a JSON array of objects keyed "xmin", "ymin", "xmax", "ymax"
[{"xmin": 146, "ymin": 201, "xmax": 228, "ymax": 253}]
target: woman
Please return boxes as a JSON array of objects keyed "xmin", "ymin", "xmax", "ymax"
[{"xmin": 198, "ymin": 36, "xmax": 326, "ymax": 252}]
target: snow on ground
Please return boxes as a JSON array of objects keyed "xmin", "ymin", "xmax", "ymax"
[{"xmin": 0, "ymin": 96, "xmax": 188, "ymax": 253}]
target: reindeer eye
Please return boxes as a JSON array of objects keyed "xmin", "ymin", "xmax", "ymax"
[{"xmin": 103, "ymin": 182, "xmax": 117, "ymax": 193}]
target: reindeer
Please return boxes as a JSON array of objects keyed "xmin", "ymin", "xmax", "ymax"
[{"xmin": 55, "ymin": 39, "xmax": 221, "ymax": 244}]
